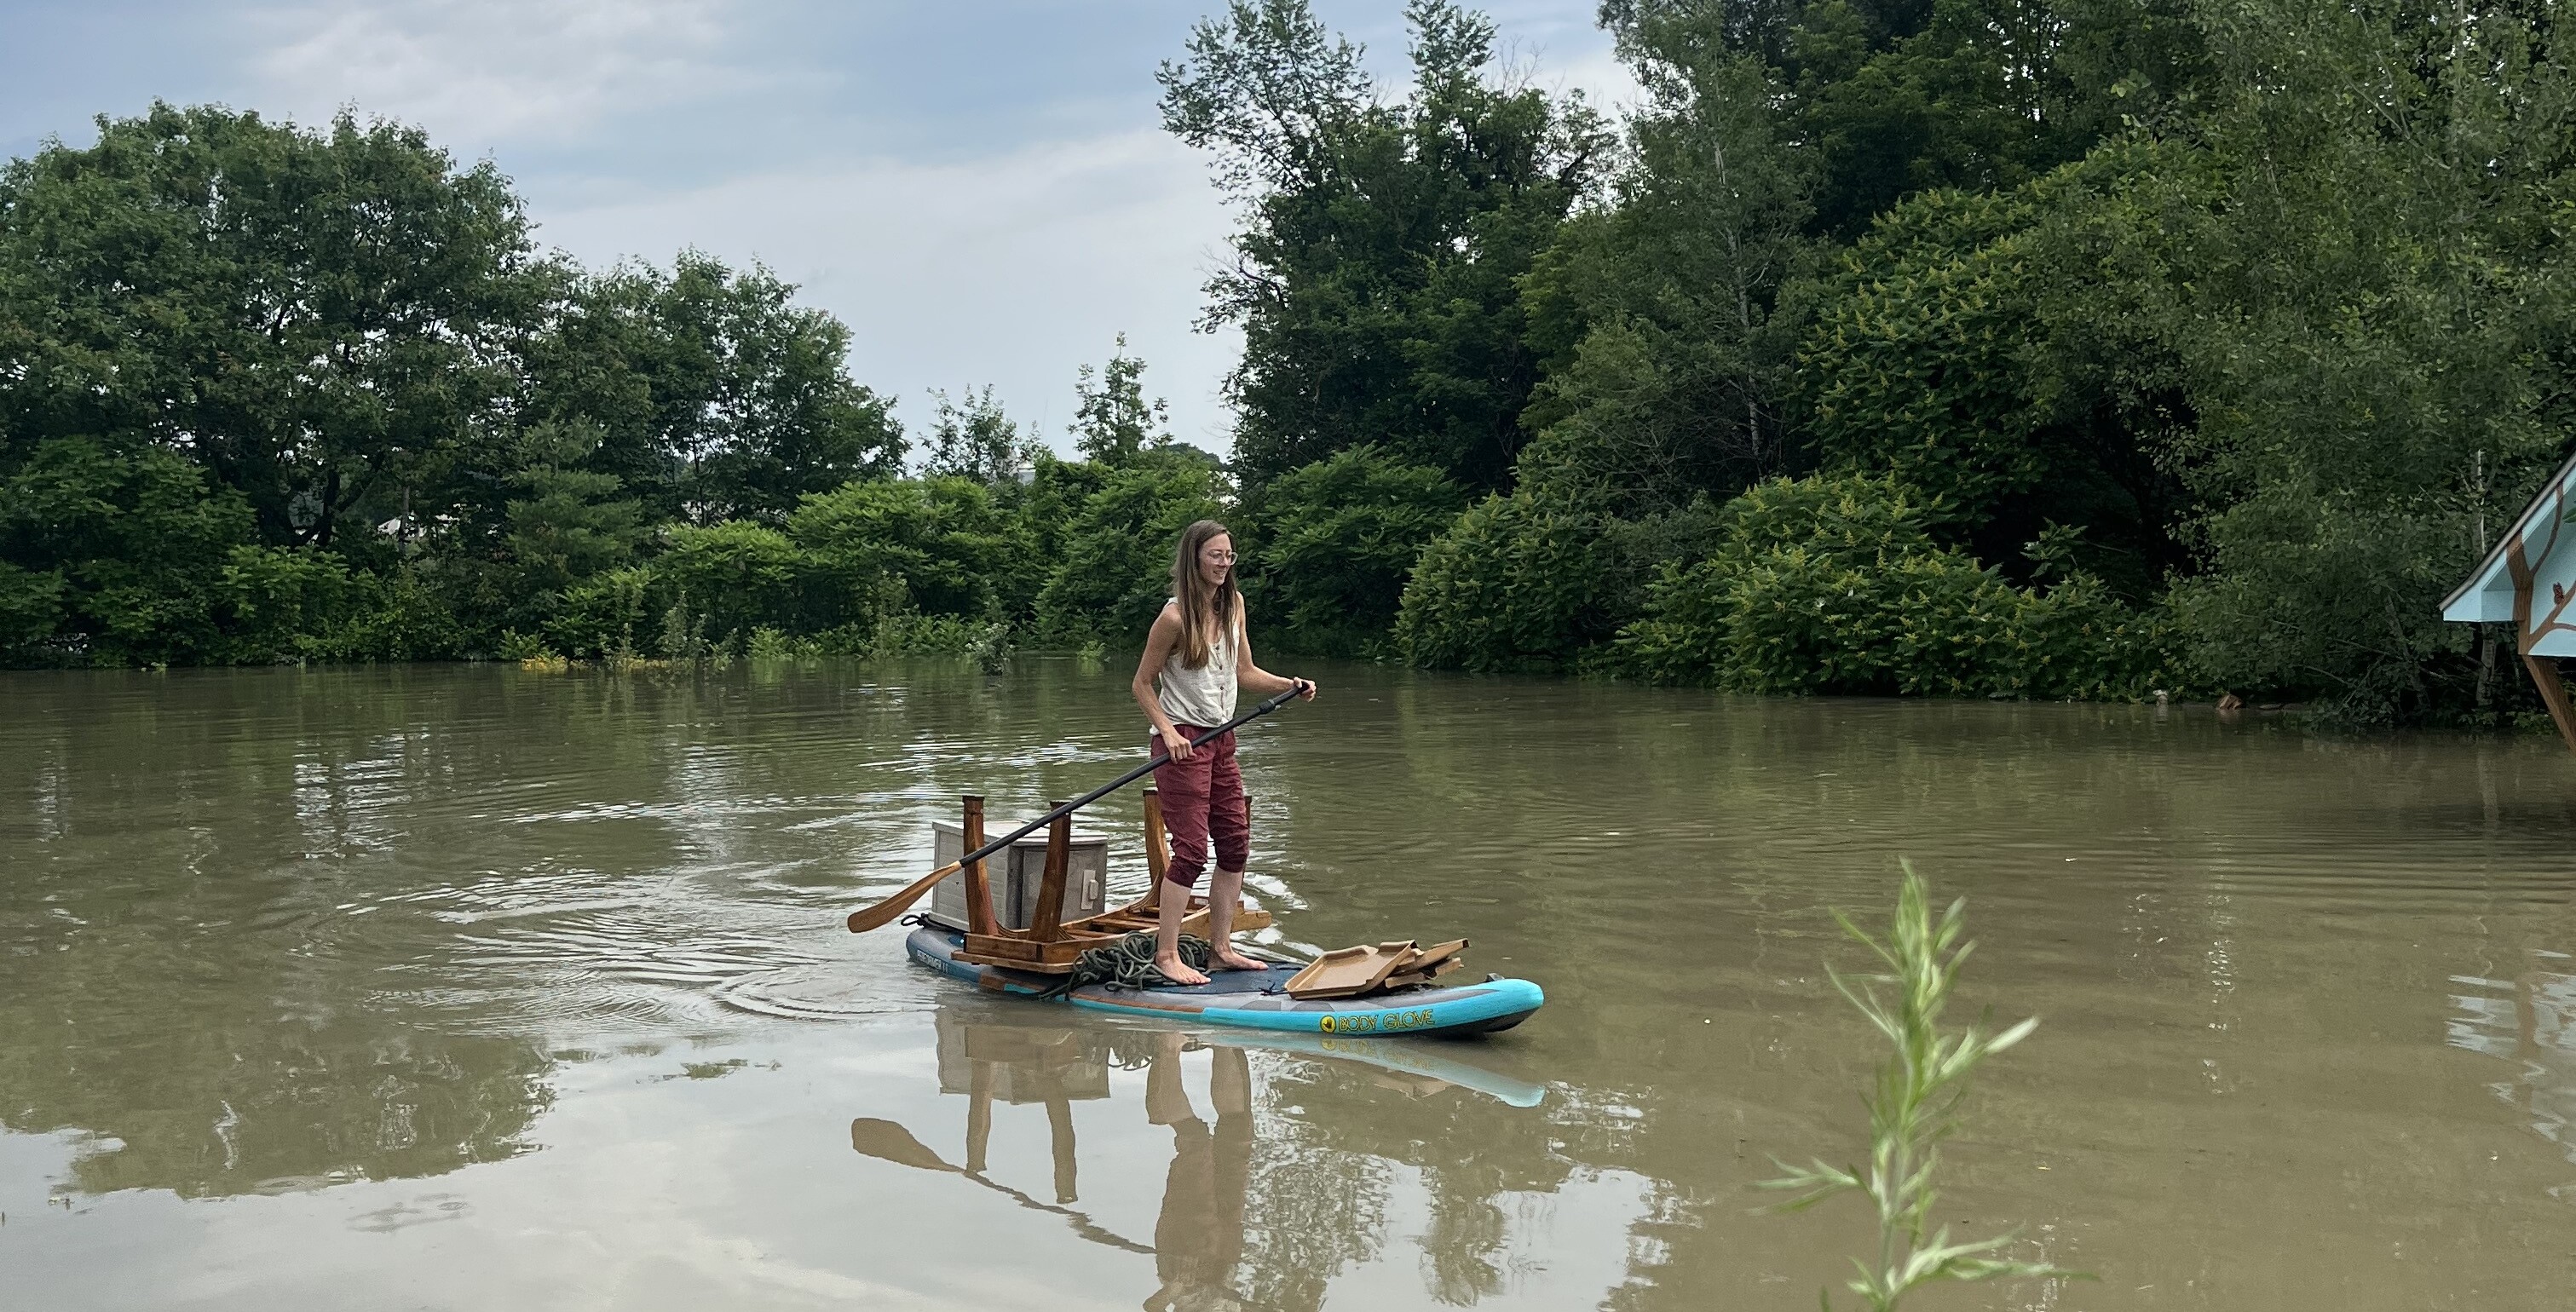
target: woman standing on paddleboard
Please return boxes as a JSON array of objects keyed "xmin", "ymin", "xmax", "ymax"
[{"xmin": 1132, "ymin": 520, "xmax": 1316, "ymax": 986}]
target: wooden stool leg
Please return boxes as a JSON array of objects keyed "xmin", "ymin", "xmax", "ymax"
[
  {"xmin": 961, "ymin": 795, "xmax": 995, "ymax": 937},
  {"xmin": 1138, "ymin": 787, "xmax": 1169, "ymax": 909},
  {"xmin": 1029, "ymin": 801, "xmax": 1071, "ymax": 941}
]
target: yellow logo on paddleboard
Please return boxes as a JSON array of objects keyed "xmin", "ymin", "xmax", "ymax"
[{"xmin": 1317, "ymin": 1009, "xmax": 1435, "ymax": 1035}]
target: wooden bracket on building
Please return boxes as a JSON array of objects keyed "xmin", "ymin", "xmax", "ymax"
[{"xmin": 2525, "ymin": 654, "xmax": 2576, "ymax": 753}]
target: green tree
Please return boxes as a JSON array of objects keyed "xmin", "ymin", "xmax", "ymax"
[
  {"xmin": 1759, "ymin": 0, "xmax": 2207, "ymax": 239},
  {"xmin": 0, "ymin": 437, "xmax": 257, "ymax": 665},
  {"xmin": 500, "ymin": 423, "xmax": 646, "ymax": 597},
  {"xmin": 654, "ymin": 522, "xmax": 810, "ymax": 648},
  {"xmin": 790, "ymin": 475, "xmax": 1023, "ymax": 622},
  {"xmin": 527, "ymin": 252, "xmax": 904, "ymax": 525},
  {"xmin": 2150, "ymin": 0, "xmax": 2576, "ymax": 720},
  {"xmin": 919, "ymin": 385, "xmax": 1038, "ymax": 484},
  {"xmin": 1392, "ymin": 486, "xmax": 1628, "ymax": 671},
  {"xmin": 1033, "ymin": 452, "xmax": 1225, "ymax": 646},
  {"xmin": 1516, "ymin": 3, "xmax": 1814, "ymax": 513},
  {"xmin": 1161, "ymin": 0, "xmax": 1608, "ymax": 491},
  {"xmin": 1239, "ymin": 445, "xmax": 1467, "ymax": 654},
  {"xmin": 1790, "ymin": 150, "xmax": 2199, "ymax": 599},
  {"xmin": 1069, "ymin": 335, "xmax": 1180, "ymax": 464},
  {"xmin": 0, "ymin": 104, "xmax": 540, "ymax": 550}
]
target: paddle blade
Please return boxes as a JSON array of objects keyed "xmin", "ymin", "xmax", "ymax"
[
  {"xmin": 844, "ymin": 860, "xmax": 961, "ymax": 933},
  {"xmin": 850, "ymin": 1118, "xmax": 960, "ymax": 1172}
]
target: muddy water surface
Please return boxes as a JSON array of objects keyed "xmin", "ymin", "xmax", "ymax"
[{"xmin": 4, "ymin": 659, "xmax": 2574, "ymax": 1309}]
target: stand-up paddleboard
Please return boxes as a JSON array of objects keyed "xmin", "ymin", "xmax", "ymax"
[{"xmin": 905, "ymin": 924, "xmax": 1543, "ymax": 1039}]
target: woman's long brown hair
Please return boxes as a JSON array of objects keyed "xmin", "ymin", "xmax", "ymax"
[{"xmin": 1170, "ymin": 519, "xmax": 1239, "ymax": 670}]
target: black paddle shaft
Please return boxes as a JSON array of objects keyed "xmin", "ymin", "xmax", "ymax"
[{"xmin": 954, "ymin": 682, "xmax": 1307, "ymax": 872}]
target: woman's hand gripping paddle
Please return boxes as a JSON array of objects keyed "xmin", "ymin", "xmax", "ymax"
[{"xmin": 843, "ymin": 682, "xmax": 1310, "ymax": 934}]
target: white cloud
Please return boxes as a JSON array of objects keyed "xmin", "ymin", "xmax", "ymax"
[
  {"xmin": 530, "ymin": 128, "xmax": 1245, "ymax": 457},
  {"xmin": 1526, "ymin": 35, "xmax": 1645, "ymax": 119},
  {"xmin": 247, "ymin": 0, "xmax": 747, "ymax": 143},
  {"xmin": 210, "ymin": 1, "xmax": 1631, "ymax": 465}
]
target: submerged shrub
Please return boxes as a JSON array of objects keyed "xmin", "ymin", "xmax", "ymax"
[
  {"xmin": 214, "ymin": 545, "xmax": 354, "ymax": 663},
  {"xmin": 1393, "ymin": 488, "xmax": 1620, "ymax": 672},
  {"xmin": 1396, "ymin": 484, "xmax": 1727, "ymax": 672},
  {"xmin": 1032, "ymin": 452, "xmax": 1223, "ymax": 646},
  {"xmin": 657, "ymin": 522, "xmax": 810, "ymax": 642},
  {"xmin": 545, "ymin": 567, "xmax": 652, "ymax": 659},
  {"xmin": 0, "ymin": 437, "xmax": 258, "ymax": 665},
  {"xmin": 1240, "ymin": 445, "xmax": 1466, "ymax": 655},
  {"xmin": 1618, "ymin": 474, "xmax": 2173, "ymax": 699},
  {"xmin": 789, "ymin": 475, "xmax": 1022, "ymax": 622}
]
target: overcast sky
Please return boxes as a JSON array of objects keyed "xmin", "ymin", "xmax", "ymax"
[{"xmin": 0, "ymin": 1, "xmax": 1632, "ymax": 459}]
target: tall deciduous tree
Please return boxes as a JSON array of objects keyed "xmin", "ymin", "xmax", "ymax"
[
  {"xmin": 1161, "ymin": 0, "xmax": 1608, "ymax": 492},
  {"xmin": 1069, "ymin": 335, "xmax": 1179, "ymax": 465},
  {"xmin": 526, "ymin": 252, "xmax": 905, "ymax": 525},
  {"xmin": 2156, "ymin": 0, "xmax": 2576, "ymax": 721},
  {"xmin": 1763, "ymin": 0, "xmax": 2207, "ymax": 239},
  {"xmin": 919, "ymin": 385, "xmax": 1038, "ymax": 484},
  {"xmin": 1518, "ymin": 1, "xmax": 1814, "ymax": 514},
  {"xmin": 0, "ymin": 103, "xmax": 540, "ymax": 550}
]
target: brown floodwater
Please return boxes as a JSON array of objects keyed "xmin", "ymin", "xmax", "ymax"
[{"xmin": 4, "ymin": 659, "xmax": 2574, "ymax": 1309}]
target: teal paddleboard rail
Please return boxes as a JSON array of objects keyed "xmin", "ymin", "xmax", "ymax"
[{"xmin": 905, "ymin": 926, "xmax": 1542, "ymax": 1039}]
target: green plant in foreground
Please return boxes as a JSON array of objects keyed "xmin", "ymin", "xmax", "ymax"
[{"xmin": 1763, "ymin": 861, "xmax": 2074, "ymax": 1310}]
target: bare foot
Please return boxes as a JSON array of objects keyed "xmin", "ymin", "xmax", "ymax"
[
  {"xmin": 1211, "ymin": 949, "xmax": 1265, "ymax": 972},
  {"xmin": 1153, "ymin": 952, "xmax": 1210, "ymax": 986}
]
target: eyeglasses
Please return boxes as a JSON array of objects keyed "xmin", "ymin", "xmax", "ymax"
[{"xmin": 1203, "ymin": 550, "xmax": 1237, "ymax": 562}]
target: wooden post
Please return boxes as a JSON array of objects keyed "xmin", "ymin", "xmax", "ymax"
[
  {"xmin": 960, "ymin": 795, "xmax": 996, "ymax": 937},
  {"xmin": 1029, "ymin": 801, "xmax": 1072, "ymax": 941},
  {"xmin": 1138, "ymin": 787, "xmax": 1169, "ymax": 909},
  {"xmin": 2524, "ymin": 654, "xmax": 2576, "ymax": 752}
]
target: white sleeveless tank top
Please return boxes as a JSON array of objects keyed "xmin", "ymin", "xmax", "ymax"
[{"xmin": 1155, "ymin": 601, "xmax": 1238, "ymax": 728}]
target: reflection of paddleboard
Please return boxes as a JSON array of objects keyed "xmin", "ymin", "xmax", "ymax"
[
  {"xmin": 1205, "ymin": 1030, "xmax": 1547, "ymax": 1108},
  {"xmin": 905, "ymin": 924, "xmax": 1543, "ymax": 1039}
]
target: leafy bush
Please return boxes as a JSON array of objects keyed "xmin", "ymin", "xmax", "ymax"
[
  {"xmin": 1392, "ymin": 488, "xmax": 1622, "ymax": 671},
  {"xmin": 0, "ymin": 437, "xmax": 257, "ymax": 665},
  {"xmin": 496, "ymin": 629, "xmax": 556, "ymax": 662},
  {"xmin": 1795, "ymin": 191, "xmax": 2047, "ymax": 525},
  {"xmin": 0, "ymin": 561, "xmax": 65, "ymax": 657},
  {"xmin": 790, "ymin": 475, "xmax": 1021, "ymax": 621},
  {"xmin": 1616, "ymin": 474, "xmax": 2172, "ymax": 699},
  {"xmin": 1394, "ymin": 482, "xmax": 1727, "ymax": 672},
  {"xmin": 1240, "ymin": 446, "xmax": 1464, "ymax": 654},
  {"xmin": 655, "ymin": 522, "xmax": 809, "ymax": 643},
  {"xmin": 545, "ymin": 567, "xmax": 653, "ymax": 659},
  {"xmin": 1032, "ymin": 452, "xmax": 1223, "ymax": 646},
  {"xmin": 214, "ymin": 546, "xmax": 354, "ymax": 663}
]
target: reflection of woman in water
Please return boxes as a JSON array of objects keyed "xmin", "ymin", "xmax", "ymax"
[
  {"xmin": 1130, "ymin": 519, "xmax": 1316, "ymax": 986},
  {"xmin": 1144, "ymin": 1031, "xmax": 1252, "ymax": 1312}
]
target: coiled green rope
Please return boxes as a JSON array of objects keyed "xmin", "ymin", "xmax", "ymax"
[{"xmin": 1045, "ymin": 931, "xmax": 1212, "ymax": 995}]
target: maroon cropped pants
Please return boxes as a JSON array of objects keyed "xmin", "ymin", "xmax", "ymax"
[{"xmin": 1151, "ymin": 726, "xmax": 1248, "ymax": 888}]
